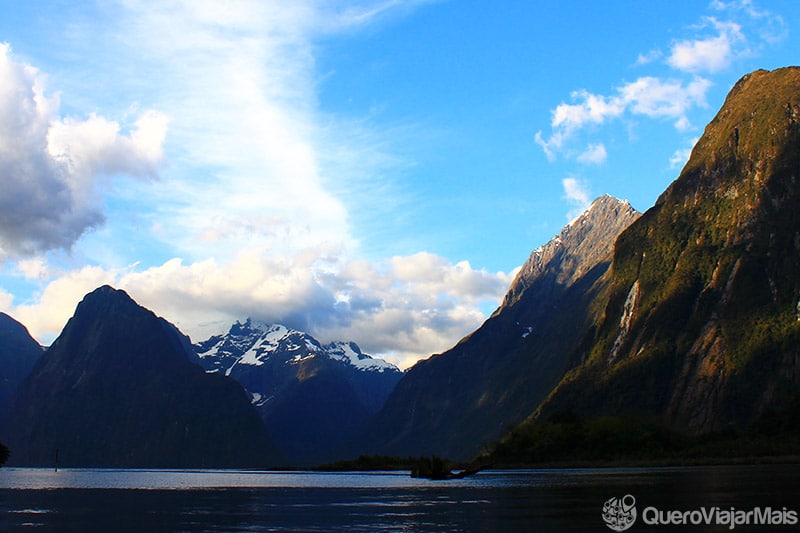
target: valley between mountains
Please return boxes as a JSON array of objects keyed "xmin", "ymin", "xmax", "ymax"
[{"xmin": 1, "ymin": 67, "xmax": 800, "ymax": 468}]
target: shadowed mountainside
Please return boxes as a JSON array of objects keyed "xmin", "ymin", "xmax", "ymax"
[{"xmin": 6, "ymin": 286, "xmax": 281, "ymax": 468}]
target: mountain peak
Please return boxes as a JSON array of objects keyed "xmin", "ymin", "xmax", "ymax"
[
  {"xmin": 503, "ymin": 195, "xmax": 640, "ymax": 307},
  {"xmin": 7, "ymin": 286, "xmax": 280, "ymax": 467},
  {"xmin": 72, "ymin": 285, "xmax": 141, "ymax": 320}
]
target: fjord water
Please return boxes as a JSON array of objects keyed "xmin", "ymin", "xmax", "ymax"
[{"xmin": 0, "ymin": 465, "xmax": 798, "ymax": 531}]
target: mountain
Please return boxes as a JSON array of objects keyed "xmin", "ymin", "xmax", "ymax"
[
  {"xmin": 6, "ymin": 286, "xmax": 281, "ymax": 468},
  {"xmin": 361, "ymin": 195, "xmax": 641, "ymax": 460},
  {"xmin": 530, "ymin": 67, "xmax": 800, "ymax": 432},
  {"xmin": 0, "ymin": 313, "xmax": 43, "ymax": 432},
  {"xmin": 195, "ymin": 320, "xmax": 402, "ymax": 465}
]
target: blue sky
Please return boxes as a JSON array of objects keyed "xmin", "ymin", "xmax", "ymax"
[{"xmin": 0, "ymin": 0, "xmax": 797, "ymax": 368}]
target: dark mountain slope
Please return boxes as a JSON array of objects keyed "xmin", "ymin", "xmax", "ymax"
[
  {"xmin": 6, "ymin": 286, "xmax": 281, "ymax": 467},
  {"xmin": 0, "ymin": 313, "xmax": 42, "ymax": 432},
  {"xmin": 362, "ymin": 196, "xmax": 640, "ymax": 460},
  {"xmin": 535, "ymin": 67, "xmax": 800, "ymax": 432}
]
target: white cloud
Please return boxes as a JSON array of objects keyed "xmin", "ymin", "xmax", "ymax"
[
  {"xmin": 577, "ymin": 143, "xmax": 607, "ymax": 165},
  {"xmin": 536, "ymin": 76, "xmax": 711, "ymax": 160},
  {"xmin": 562, "ymin": 177, "xmax": 592, "ymax": 221},
  {"xmin": 47, "ymin": 110, "xmax": 168, "ymax": 181},
  {"xmin": 3, "ymin": 249, "xmax": 512, "ymax": 369},
  {"xmin": 619, "ymin": 76, "xmax": 711, "ymax": 119},
  {"xmin": 667, "ymin": 18, "xmax": 746, "ymax": 73},
  {"xmin": 551, "ymin": 90, "xmax": 626, "ymax": 132},
  {"xmin": 0, "ymin": 288, "xmax": 13, "ymax": 311},
  {"xmin": 0, "ymin": 43, "xmax": 166, "ymax": 260},
  {"xmin": 534, "ymin": 130, "xmax": 564, "ymax": 162},
  {"xmin": 15, "ymin": 257, "xmax": 50, "ymax": 280}
]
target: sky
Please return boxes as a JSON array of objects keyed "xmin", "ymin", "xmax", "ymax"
[{"xmin": 0, "ymin": 0, "xmax": 797, "ymax": 369}]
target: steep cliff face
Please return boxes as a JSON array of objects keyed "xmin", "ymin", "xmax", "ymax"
[
  {"xmin": 362, "ymin": 196, "xmax": 640, "ymax": 460},
  {"xmin": 7, "ymin": 286, "xmax": 281, "ymax": 467},
  {"xmin": 538, "ymin": 67, "xmax": 800, "ymax": 432}
]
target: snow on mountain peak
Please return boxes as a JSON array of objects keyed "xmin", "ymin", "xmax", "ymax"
[
  {"xmin": 324, "ymin": 341, "xmax": 399, "ymax": 373},
  {"xmin": 194, "ymin": 319, "xmax": 399, "ymax": 374}
]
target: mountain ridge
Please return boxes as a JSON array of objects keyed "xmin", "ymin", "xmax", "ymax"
[{"xmin": 361, "ymin": 195, "xmax": 641, "ymax": 460}]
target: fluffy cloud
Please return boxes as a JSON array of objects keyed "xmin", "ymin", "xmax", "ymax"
[
  {"xmin": 47, "ymin": 110, "xmax": 168, "ymax": 181},
  {"xmin": 536, "ymin": 76, "xmax": 711, "ymax": 161},
  {"xmin": 4, "ymin": 249, "xmax": 512, "ymax": 369},
  {"xmin": 667, "ymin": 18, "xmax": 746, "ymax": 73},
  {"xmin": 618, "ymin": 77, "xmax": 711, "ymax": 121},
  {"xmin": 0, "ymin": 43, "xmax": 166, "ymax": 260},
  {"xmin": 15, "ymin": 257, "xmax": 50, "ymax": 280}
]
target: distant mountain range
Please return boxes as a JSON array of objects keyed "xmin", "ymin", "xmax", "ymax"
[
  {"xmin": 1, "ymin": 67, "xmax": 799, "ymax": 467},
  {"xmin": 0, "ymin": 289, "xmax": 400, "ymax": 467},
  {"xmin": 194, "ymin": 320, "xmax": 401, "ymax": 465}
]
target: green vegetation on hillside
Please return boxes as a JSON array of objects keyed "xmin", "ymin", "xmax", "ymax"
[{"xmin": 483, "ymin": 400, "xmax": 800, "ymax": 467}]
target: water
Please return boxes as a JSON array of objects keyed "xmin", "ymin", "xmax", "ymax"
[{"xmin": 0, "ymin": 465, "xmax": 797, "ymax": 531}]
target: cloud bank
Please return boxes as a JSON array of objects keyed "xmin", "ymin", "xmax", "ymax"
[{"xmin": 7, "ymin": 250, "xmax": 512, "ymax": 369}]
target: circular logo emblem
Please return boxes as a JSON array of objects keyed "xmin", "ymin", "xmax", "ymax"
[{"xmin": 602, "ymin": 494, "xmax": 637, "ymax": 531}]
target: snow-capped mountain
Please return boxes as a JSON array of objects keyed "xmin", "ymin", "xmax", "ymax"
[
  {"xmin": 194, "ymin": 319, "xmax": 402, "ymax": 465},
  {"xmin": 196, "ymin": 320, "xmax": 397, "ymax": 378}
]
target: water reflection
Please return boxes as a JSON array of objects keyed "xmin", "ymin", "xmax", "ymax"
[{"xmin": 0, "ymin": 465, "xmax": 797, "ymax": 531}]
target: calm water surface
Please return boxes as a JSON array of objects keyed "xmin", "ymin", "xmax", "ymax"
[{"xmin": 0, "ymin": 465, "xmax": 798, "ymax": 531}]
